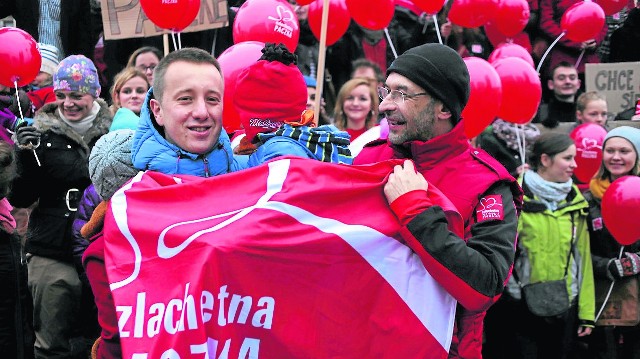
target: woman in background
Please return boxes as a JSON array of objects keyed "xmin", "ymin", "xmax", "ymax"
[
  {"xmin": 333, "ymin": 78, "xmax": 379, "ymax": 141},
  {"xmin": 108, "ymin": 67, "xmax": 150, "ymax": 131},
  {"xmin": 126, "ymin": 46, "xmax": 162, "ymax": 84},
  {"xmin": 511, "ymin": 132, "xmax": 594, "ymax": 359},
  {"xmin": 583, "ymin": 126, "xmax": 640, "ymax": 359}
]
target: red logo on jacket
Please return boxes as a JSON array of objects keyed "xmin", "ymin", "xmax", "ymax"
[{"xmin": 475, "ymin": 195, "xmax": 504, "ymax": 222}]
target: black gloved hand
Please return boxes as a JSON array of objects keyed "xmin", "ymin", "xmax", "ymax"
[{"xmin": 15, "ymin": 121, "xmax": 40, "ymax": 147}]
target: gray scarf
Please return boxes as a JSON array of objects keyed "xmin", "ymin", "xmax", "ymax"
[{"xmin": 524, "ymin": 170, "xmax": 573, "ymax": 211}]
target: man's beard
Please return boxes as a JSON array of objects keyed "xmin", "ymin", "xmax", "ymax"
[{"xmin": 388, "ymin": 100, "xmax": 437, "ymax": 145}]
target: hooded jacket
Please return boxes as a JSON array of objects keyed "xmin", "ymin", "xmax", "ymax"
[{"xmin": 132, "ymin": 89, "xmax": 248, "ymax": 177}]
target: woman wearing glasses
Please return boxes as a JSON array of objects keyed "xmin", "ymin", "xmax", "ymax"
[
  {"xmin": 333, "ymin": 78, "xmax": 379, "ymax": 141},
  {"xmin": 126, "ymin": 46, "xmax": 163, "ymax": 84}
]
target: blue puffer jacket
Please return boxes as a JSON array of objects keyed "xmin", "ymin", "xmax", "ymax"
[{"xmin": 132, "ymin": 89, "xmax": 248, "ymax": 176}]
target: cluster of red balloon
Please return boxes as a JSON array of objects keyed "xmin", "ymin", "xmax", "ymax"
[
  {"xmin": 0, "ymin": 27, "xmax": 41, "ymax": 88},
  {"xmin": 460, "ymin": 0, "xmax": 541, "ymax": 139}
]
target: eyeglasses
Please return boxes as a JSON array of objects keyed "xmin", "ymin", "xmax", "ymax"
[
  {"xmin": 377, "ymin": 86, "xmax": 428, "ymax": 104},
  {"xmin": 136, "ymin": 64, "xmax": 157, "ymax": 72}
]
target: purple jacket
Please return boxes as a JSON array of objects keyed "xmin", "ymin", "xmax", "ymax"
[{"xmin": 72, "ymin": 184, "xmax": 101, "ymax": 271}]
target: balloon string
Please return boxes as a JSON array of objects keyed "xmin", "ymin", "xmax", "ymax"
[
  {"xmin": 575, "ymin": 48, "xmax": 586, "ymax": 69},
  {"xmin": 595, "ymin": 246, "xmax": 625, "ymax": 322},
  {"xmin": 536, "ymin": 32, "xmax": 565, "ymax": 74},
  {"xmin": 13, "ymin": 80, "xmax": 25, "ymax": 125},
  {"xmin": 433, "ymin": 14, "xmax": 442, "ymax": 45},
  {"xmin": 171, "ymin": 31, "xmax": 178, "ymax": 52},
  {"xmin": 384, "ymin": 28, "xmax": 398, "ymax": 59},
  {"xmin": 515, "ymin": 124, "xmax": 526, "ymax": 169}
]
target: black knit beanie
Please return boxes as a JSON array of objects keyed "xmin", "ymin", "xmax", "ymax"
[{"xmin": 387, "ymin": 43, "xmax": 470, "ymax": 123}]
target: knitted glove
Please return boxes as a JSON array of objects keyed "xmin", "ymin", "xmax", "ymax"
[{"xmin": 608, "ymin": 252, "xmax": 640, "ymax": 279}]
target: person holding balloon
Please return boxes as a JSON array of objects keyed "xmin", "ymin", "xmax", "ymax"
[
  {"xmin": 509, "ymin": 132, "xmax": 595, "ymax": 358},
  {"xmin": 9, "ymin": 54, "xmax": 113, "ymax": 359},
  {"xmin": 583, "ymin": 126, "xmax": 640, "ymax": 359}
]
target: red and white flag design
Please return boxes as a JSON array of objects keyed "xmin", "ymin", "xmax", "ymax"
[{"xmin": 104, "ymin": 157, "xmax": 458, "ymax": 359}]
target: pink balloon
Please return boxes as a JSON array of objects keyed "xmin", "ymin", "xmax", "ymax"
[
  {"xmin": 346, "ymin": 0, "xmax": 395, "ymax": 30},
  {"xmin": 308, "ymin": 0, "xmax": 351, "ymax": 46},
  {"xmin": 494, "ymin": 0, "xmax": 530, "ymax": 38},
  {"xmin": 449, "ymin": 0, "xmax": 499, "ymax": 28},
  {"xmin": 488, "ymin": 42, "xmax": 535, "ymax": 68},
  {"xmin": 561, "ymin": 1, "xmax": 606, "ymax": 43},
  {"xmin": 233, "ymin": 0, "xmax": 300, "ymax": 52},
  {"xmin": 493, "ymin": 57, "xmax": 541, "ymax": 124},
  {"xmin": 140, "ymin": 0, "xmax": 200, "ymax": 31},
  {"xmin": 602, "ymin": 176, "xmax": 640, "ymax": 245},
  {"xmin": 569, "ymin": 123, "xmax": 607, "ymax": 184},
  {"xmin": 462, "ymin": 57, "xmax": 502, "ymax": 139},
  {"xmin": 595, "ymin": 0, "xmax": 627, "ymax": 16},
  {"xmin": 0, "ymin": 27, "xmax": 41, "ymax": 87},
  {"xmin": 218, "ymin": 41, "xmax": 266, "ymax": 134}
]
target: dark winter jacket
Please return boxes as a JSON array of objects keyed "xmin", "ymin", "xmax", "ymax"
[
  {"xmin": 609, "ymin": 7, "xmax": 640, "ymax": 62},
  {"xmin": 9, "ymin": 99, "xmax": 112, "ymax": 262}
]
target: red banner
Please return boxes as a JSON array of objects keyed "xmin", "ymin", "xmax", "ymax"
[{"xmin": 104, "ymin": 158, "xmax": 458, "ymax": 359}]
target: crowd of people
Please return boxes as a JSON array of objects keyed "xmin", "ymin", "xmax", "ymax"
[{"xmin": 1, "ymin": 0, "xmax": 640, "ymax": 358}]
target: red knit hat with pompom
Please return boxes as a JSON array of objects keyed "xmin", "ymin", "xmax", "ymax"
[{"xmin": 233, "ymin": 43, "xmax": 307, "ymax": 143}]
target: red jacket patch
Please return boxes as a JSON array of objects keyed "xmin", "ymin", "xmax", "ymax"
[{"xmin": 475, "ymin": 195, "xmax": 504, "ymax": 222}]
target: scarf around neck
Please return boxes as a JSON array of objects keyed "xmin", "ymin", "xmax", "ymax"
[
  {"xmin": 492, "ymin": 119, "xmax": 540, "ymax": 152},
  {"xmin": 0, "ymin": 198, "xmax": 16, "ymax": 233},
  {"xmin": 57, "ymin": 100, "xmax": 100, "ymax": 135},
  {"xmin": 524, "ymin": 170, "xmax": 573, "ymax": 211},
  {"xmin": 589, "ymin": 177, "xmax": 610, "ymax": 200}
]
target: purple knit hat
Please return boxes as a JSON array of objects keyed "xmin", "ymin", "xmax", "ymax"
[{"xmin": 53, "ymin": 55, "xmax": 101, "ymax": 97}]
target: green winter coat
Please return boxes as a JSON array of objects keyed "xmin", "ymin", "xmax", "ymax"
[{"xmin": 513, "ymin": 177, "xmax": 595, "ymax": 326}]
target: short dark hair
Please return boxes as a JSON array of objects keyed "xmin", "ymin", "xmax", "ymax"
[
  {"xmin": 152, "ymin": 47, "xmax": 222, "ymax": 103},
  {"xmin": 126, "ymin": 46, "xmax": 163, "ymax": 68},
  {"xmin": 0, "ymin": 141, "xmax": 16, "ymax": 199},
  {"xmin": 351, "ymin": 58, "xmax": 384, "ymax": 83},
  {"xmin": 550, "ymin": 61, "xmax": 577, "ymax": 79},
  {"xmin": 529, "ymin": 133, "xmax": 575, "ymax": 171}
]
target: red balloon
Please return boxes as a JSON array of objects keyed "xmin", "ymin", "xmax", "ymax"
[
  {"xmin": 296, "ymin": 0, "xmax": 316, "ymax": 4},
  {"xmin": 449, "ymin": 0, "xmax": 498, "ymax": 28},
  {"xmin": 602, "ymin": 176, "xmax": 640, "ymax": 245},
  {"xmin": 346, "ymin": 0, "xmax": 395, "ymax": 30},
  {"xmin": 488, "ymin": 42, "xmax": 535, "ymax": 68},
  {"xmin": 484, "ymin": 20, "xmax": 532, "ymax": 52},
  {"xmin": 569, "ymin": 123, "xmax": 607, "ymax": 183},
  {"xmin": 462, "ymin": 57, "xmax": 502, "ymax": 139},
  {"xmin": 595, "ymin": 0, "xmax": 627, "ymax": 16},
  {"xmin": 561, "ymin": 1, "xmax": 606, "ymax": 43},
  {"xmin": 411, "ymin": 0, "xmax": 446, "ymax": 15},
  {"xmin": 493, "ymin": 57, "xmax": 541, "ymax": 124},
  {"xmin": 233, "ymin": 0, "xmax": 300, "ymax": 52},
  {"xmin": 308, "ymin": 0, "xmax": 351, "ymax": 46},
  {"xmin": 0, "ymin": 27, "xmax": 41, "ymax": 87},
  {"xmin": 494, "ymin": 0, "xmax": 530, "ymax": 38},
  {"xmin": 140, "ymin": 0, "xmax": 200, "ymax": 31},
  {"xmin": 218, "ymin": 41, "xmax": 265, "ymax": 134}
]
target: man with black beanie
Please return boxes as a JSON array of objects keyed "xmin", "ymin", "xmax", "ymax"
[{"xmin": 354, "ymin": 43, "xmax": 524, "ymax": 358}]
